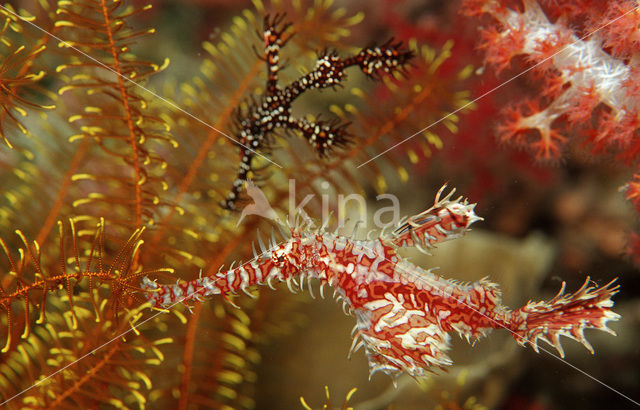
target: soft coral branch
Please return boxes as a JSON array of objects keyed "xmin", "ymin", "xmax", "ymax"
[
  {"xmin": 498, "ymin": 98, "xmax": 568, "ymax": 159},
  {"xmin": 464, "ymin": 0, "xmax": 640, "ymax": 160}
]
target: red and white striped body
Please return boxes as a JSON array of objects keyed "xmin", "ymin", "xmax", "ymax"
[{"xmin": 142, "ymin": 185, "xmax": 620, "ymax": 378}]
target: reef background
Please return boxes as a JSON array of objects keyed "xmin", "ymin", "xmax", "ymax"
[{"xmin": 0, "ymin": 0, "xmax": 638, "ymax": 409}]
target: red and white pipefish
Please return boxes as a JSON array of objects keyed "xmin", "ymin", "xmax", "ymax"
[{"xmin": 142, "ymin": 185, "xmax": 620, "ymax": 378}]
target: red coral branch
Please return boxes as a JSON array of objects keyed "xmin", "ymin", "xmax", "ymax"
[{"xmin": 464, "ymin": 0, "xmax": 640, "ymax": 161}]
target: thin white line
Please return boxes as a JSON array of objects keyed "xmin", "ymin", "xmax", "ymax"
[
  {"xmin": 0, "ymin": 300, "xmax": 170, "ymax": 406},
  {"xmin": 315, "ymin": 228, "xmax": 638, "ymax": 405},
  {"xmin": 2, "ymin": 1, "xmax": 636, "ymax": 405},
  {"xmin": 357, "ymin": 4, "xmax": 640, "ymax": 168},
  {"xmin": 6, "ymin": 224, "xmax": 635, "ymax": 406},
  {"xmin": 387, "ymin": 256, "xmax": 639, "ymax": 406},
  {"xmin": 257, "ymin": 223, "xmax": 640, "ymax": 405},
  {"xmin": 0, "ymin": 240, "xmax": 283, "ymax": 406},
  {"xmin": 0, "ymin": 4, "xmax": 282, "ymax": 169}
]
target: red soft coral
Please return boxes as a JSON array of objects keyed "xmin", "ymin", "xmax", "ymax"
[
  {"xmin": 465, "ymin": 0, "xmax": 640, "ymax": 161},
  {"xmin": 599, "ymin": 1, "xmax": 640, "ymax": 58},
  {"xmin": 498, "ymin": 99, "xmax": 567, "ymax": 159},
  {"xmin": 465, "ymin": 0, "xmax": 640, "ymax": 265}
]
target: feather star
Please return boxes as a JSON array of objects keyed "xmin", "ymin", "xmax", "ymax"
[{"xmin": 142, "ymin": 185, "xmax": 620, "ymax": 379}]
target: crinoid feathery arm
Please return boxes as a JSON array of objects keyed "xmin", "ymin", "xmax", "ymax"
[{"xmin": 144, "ymin": 184, "xmax": 621, "ymax": 379}]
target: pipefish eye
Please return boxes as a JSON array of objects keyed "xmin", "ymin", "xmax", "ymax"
[{"xmin": 277, "ymin": 255, "xmax": 285, "ymax": 263}]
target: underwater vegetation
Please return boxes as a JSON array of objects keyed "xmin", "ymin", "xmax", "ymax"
[{"xmin": 0, "ymin": 0, "xmax": 639, "ymax": 408}]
